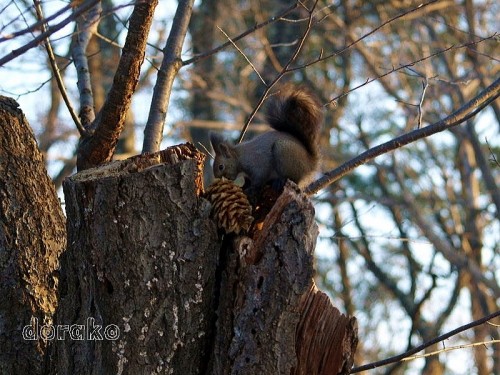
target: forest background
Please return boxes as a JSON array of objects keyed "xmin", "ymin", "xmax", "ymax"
[{"xmin": 0, "ymin": 0, "xmax": 498, "ymax": 373}]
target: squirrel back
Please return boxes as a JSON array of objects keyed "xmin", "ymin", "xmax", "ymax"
[{"xmin": 210, "ymin": 85, "xmax": 323, "ymax": 190}]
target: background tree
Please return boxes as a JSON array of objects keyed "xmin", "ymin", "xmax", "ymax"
[
  {"xmin": 180, "ymin": 1, "xmax": 499, "ymax": 373},
  {"xmin": 0, "ymin": 0, "xmax": 498, "ymax": 373}
]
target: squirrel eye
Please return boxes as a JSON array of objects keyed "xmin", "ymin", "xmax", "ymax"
[{"xmin": 218, "ymin": 164, "xmax": 224, "ymax": 171}]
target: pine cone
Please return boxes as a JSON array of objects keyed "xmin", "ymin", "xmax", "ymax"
[{"xmin": 205, "ymin": 178, "xmax": 253, "ymax": 234}]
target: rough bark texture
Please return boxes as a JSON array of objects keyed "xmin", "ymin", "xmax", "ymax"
[
  {"xmin": 209, "ymin": 185, "xmax": 316, "ymax": 374},
  {"xmin": 45, "ymin": 141, "xmax": 357, "ymax": 374},
  {"xmin": 142, "ymin": 0, "xmax": 195, "ymax": 153},
  {"xmin": 209, "ymin": 183, "xmax": 357, "ymax": 374},
  {"xmin": 0, "ymin": 96, "xmax": 66, "ymax": 374},
  {"xmin": 48, "ymin": 144, "xmax": 220, "ymax": 374},
  {"xmin": 294, "ymin": 284, "xmax": 358, "ymax": 375},
  {"xmin": 76, "ymin": 0, "xmax": 159, "ymax": 170}
]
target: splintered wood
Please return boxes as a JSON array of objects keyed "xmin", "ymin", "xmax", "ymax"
[{"xmin": 294, "ymin": 283, "xmax": 358, "ymax": 375}]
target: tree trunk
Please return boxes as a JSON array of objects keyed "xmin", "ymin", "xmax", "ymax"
[
  {"xmin": 0, "ymin": 96, "xmax": 66, "ymax": 374},
  {"xmin": 0, "ymin": 96, "xmax": 356, "ymax": 373},
  {"xmin": 209, "ymin": 184, "xmax": 357, "ymax": 374},
  {"xmin": 48, "ymin": 144, "xmax": 220, "ymax": 374},
  {"xmin": 46, "ymin": 143, "xmax": 357, "ymax": 373}
]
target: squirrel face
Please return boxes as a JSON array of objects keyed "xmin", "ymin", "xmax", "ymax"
[{"xmin": 210, "ymin": 133, "xmax": 239, "ymax": 180}]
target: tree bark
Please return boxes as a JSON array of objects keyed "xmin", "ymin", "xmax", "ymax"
[
  {"xmin": 77, "ymin": 0, "xmax": 159, "ymax": 170},
  {"xmin": 142, "ymin": 0, "xmax": 195, "ymax": 153},
  {"xmin": 0, "ymin": 96, "xmax": 66, "ymax": 374},
  {"xmin": 48, "ymin": 144, "xmax": 220, "ymax": 374},
  {"xmin": 47, "ymin": 143, "xmax": 357, "ymax": 374},
  {"xmin": 209, "ymin": 185, "xmax": 318, "ymax": 374},
  {"xmin": 209, "ymin": 183, "xmax": 357, "ymax": 374}
]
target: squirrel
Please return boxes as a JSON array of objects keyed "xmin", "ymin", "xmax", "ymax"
[{"xmin": 210, "ymin": 85, "xmax": 322, "ymax": 191}]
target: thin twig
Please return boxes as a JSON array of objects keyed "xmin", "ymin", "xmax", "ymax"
[
  {"xmin": 396, "ymin": 68, "xmax": 436, "ymax": 129},
  {"xmin": 350, "ymin": 310, "xmax": 500, "ymax": 373},
  {"xmin": 417, "ymin": 78, "xmax": 429, "ymax": 128},
  {"xmin": 216, "ymin": 26, "xmax": 266, "ymax": 85},
  {"xmin": 485, "ymin": 138, "xmax": 500, "ymax": 167},
  {"xmin": 33, "ymin": 0, "xmax": 85, "ymax": 135},
  {"xmin": 401, "ymin": 339, "xmax": 500, "ymax": 362},
  {"xmin": 0, "ymin": 3, "xmax": 73, "ymax": 43},
  {"xmin": 237, "ymin": 0, "xmax": 319, "ymax": 144},
  {"xmin": 12, "ymin": 1, "xmax": 36, "ymax": 39},
  {"xmin": 0, "ymin": 0, "xmax": 101, "ymax": 67},
  {"xmin": 305, "ymin": 77, "xmax": 500, "ymax": 195},
  {"xmin": 94, "ymin": 31, "xmax": 124, "ymax": 49},
  {"xmin": 294, "ymin": 0, "xmax": 439, "ymax": 73},
  {"xmin": 197, "ymin": 141, "xmax": 214, "ymax": 159},
  {"xmin": 324, "ymin": 33, "xmax": 497, "ymax": 106},
  {"xmin": 182, "ymin": 3, "xmax": 299, "ymax": 66}
]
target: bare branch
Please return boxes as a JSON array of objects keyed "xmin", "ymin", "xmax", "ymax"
[
  {"xmin": 72, "ymin": 1, "xmax": 102, "ymax": 127},
  {"xmin": 0, "ymin": 0, "xmax": 101, "ymax": 67},
  {"xmin": 305, "ymin": 77, "xmax": 500, "ymax": 195},
  {"xmin": 182, "ymin": 3, "xmax": 299, "ymax": 66},
  {"xmin": 142, "ymin": 0, "xmax": 195, "ymax": 153},
  {"xmin": 401, "ymin": 339, "xmax": 500, "ymax": 362},
  {"xmin": 33, "ymin": 0, "xmax": 84, "ymax": 135},
  {"xmin": 351, "ymin": 309, "xmax": 500, "ymax": 373},
  {"xmin": 237, "ymin": 0, "xmax": 319, "ymax": 144},
  {"xmin": 325, "ymin": 34, "xmax": 497, "ymax": 106},
  {"xmin": 216, "ymin": 26, "xmax": 266, "ymax": 85},
  {"xmin": 77, "ymin": 0, "xmax": 159, "ymax": 170}
]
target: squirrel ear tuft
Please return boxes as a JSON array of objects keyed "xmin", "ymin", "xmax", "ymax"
[
  {"xmin": 210, "ymin": 132, "xmax": 225, "ymax": 152},
  {"xmin": 219, "ymin": 143, "xmax": 235, "ymax": 158}
]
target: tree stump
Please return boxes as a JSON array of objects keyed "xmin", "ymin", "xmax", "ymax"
[
  {"xmin": 208, "ymin": 183, "xmax": 358, "ymax": 374},
  {"xmin": 47, "ymin": 143, "xmax": 357, "ymax": 374},
  {"xmin": 48, "ymin": 144, "xmax": 220, "ymax": 374}
]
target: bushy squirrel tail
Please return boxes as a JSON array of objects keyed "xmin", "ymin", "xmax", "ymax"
[{"xmin": 265, "ymin": 84, "xmax": 323, "ymax": 157}]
